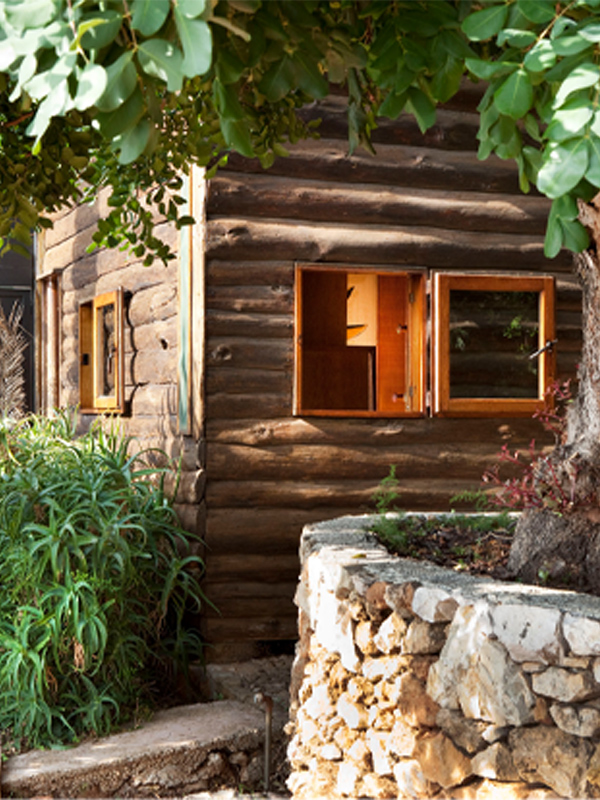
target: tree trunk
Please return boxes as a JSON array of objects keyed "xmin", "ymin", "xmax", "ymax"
[{"xmin": 507, "ymin": 199, "xmax": 600, "ymax": 592}]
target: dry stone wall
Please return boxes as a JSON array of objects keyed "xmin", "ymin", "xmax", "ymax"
[{"xmin": 287, "ymin": 515, "xmax": 600, "ymax": 799}]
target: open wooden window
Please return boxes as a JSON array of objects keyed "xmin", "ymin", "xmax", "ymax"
[
  {"xmin": 79, "ymin": 289, "xmax": 124, "ymax": 413},
  {"xmin": 295, "ymin": 266, "xmax": 426, "ymax": 416},
  {"xmin": 432, "ymin": 273, "xmax": 555, "ymax": 417}
]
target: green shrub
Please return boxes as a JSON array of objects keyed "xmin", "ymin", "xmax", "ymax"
[{"xmin": 0, "ymin": 411, "xmax": 205, "ymax": 750}]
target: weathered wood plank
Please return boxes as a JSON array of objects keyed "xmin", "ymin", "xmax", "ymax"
[
  {"xmin": 202, "ymin": 595, "xmax": 297, "ymax": 619},
  {"xmin": 206, "ymin": 284, "xmax": 293, "ymax": 314},
  {"xmin": 206, "ymin": 337, "xmax": 292, "ymax": 370},
  {"xmin": 206, "ymin": 260, "xmax": 293, "ymax": 286},
  {"xmin": 206, "ymin": 416, "xmax": 550, "ymax": 447},
  {"xmin": 203, "ymin": 552, "xmax": 300, "ymax": 582},
  {"xmin": 207, "ymin": 368, "xmax": 290, "ymax": 395},
  {"xmin": 223, "ymin": 140, "xmax": 523, "ymax": 195},
  {"xmin": 208, "ymin": 173, "xmax": 550, "ymax": 235},
  {"xmin": 205, "ymin": 581, "xmax": 296, "ymax": 602},
  {"xmin": 206, "ymin": 218, "xmax": 574, "ymax": 271},
  {"xmin": 200, "ymin": 615, "xmax": 297, "ymax": 642},
  {"xmin": 206, "ymin": 309, "xmax": 293, "ymax": 338},
  {"xmin": 206, "ymin": 442, "xmax": 509, "ymax": 481},
  {"xmin": 206, "ymin": 392, "xmax": 291, "ymax": 420}
]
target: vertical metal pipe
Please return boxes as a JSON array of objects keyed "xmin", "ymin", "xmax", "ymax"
[{"xmin": 254, "ymin": 692, "xmax": 273, "ymax": 794}]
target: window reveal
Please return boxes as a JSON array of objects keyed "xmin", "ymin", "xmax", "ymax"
[{"xmin": 79, "ymin": 289, "xmax": 124, "ymax": 413}]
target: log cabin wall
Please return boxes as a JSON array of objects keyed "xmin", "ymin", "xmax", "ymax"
[
  {"xmin": 37, "ymin": 192, "xmax": 204, "ymax": 544},
  {"xmin": 201, "ymin": 93, "xmax": 580, "ymax": 657}
]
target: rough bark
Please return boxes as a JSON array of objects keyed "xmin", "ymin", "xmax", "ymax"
[{"xmin": 508, "ymin": 199, "xmax": 600, "ymax": 591}]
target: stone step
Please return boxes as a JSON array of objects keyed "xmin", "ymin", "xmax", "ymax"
[{"xmin": 2, "ymin": 700, "xmax": 285, "ymax": 798}]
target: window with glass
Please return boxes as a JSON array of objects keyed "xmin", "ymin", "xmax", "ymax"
[
  {"xmin": 295, "ymin": 266, "xmax": 555, "ymax": 418},
  {"xmin": 79, "ymin": 289, "xmax": 124, "ymax": 413}
]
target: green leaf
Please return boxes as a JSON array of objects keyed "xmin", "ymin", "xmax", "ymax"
[
  {"xmin": 579, "ymin": 22, "xmax": 600, "ymax": 42},
  {"xmin": 176, "ymin": 0, "xmax": 207, "ymax": 19},
  {"xmin": 117, "ymin": 119, "xmax": 152, "ymax": 164},
  {"xmin": 73, "ymin": 63, "xmax": 107, "ymax": 111},
  {"xmin": 291, "ymin": 51, "xmax": 329, "ymax": 99},
  {"xmin": 544, "ymin": 196, "xmax": 570, "ymax": 257},
  {"xmin": 591, "ymin": 110, "xmax": 600, "ymax": 137},
  {"xmin": 587, "ymin": 135, "xmax": 600, "ymax": 187},
  {"xmin": 517, "ymin": 0, "xmax": 556, "ymax": 23},
  {"xmin": 406, "ymin": 86, "xmax": 436, "ymax": 133},
  {"xmin": 461, "ymin": 4, "xmax": 508, "ymax": 42},
  {"xmin": 96, "ymin": 87, "xmax": 145, "ymax": 138},
  {"xmin": 496, "ymin": 28, "xmax": 536, "ymax": 48},
  {"xmin": 174, "ymin": 10, "xmax": 212, "ymax": 78},
  {"xmin": 215, "ymin": 49, "xmax": 246, "ymax": 84},
  {"xmin": 212, "ymin": 78, "xmax": 244, "ymax": 119},
  {"xmin": 5, "ymin": 0, "xmax": 55, "ymax": 28},
  {"xmin": 494, "ymin": 68, "xmax": 533, "ymax": 119},
  {"xmin": 561, "ymin": 217, "xmax": 589, "ymax": 253},
  {"xmin": 131, "ymin": 0, "xmax": 170, "ymax": 36},
  {"xmin": 523, "ymin": 40, "xmax": 556, "ymax": 73},
  {"xmin": 258, "ymin": 55, "xmax": 295, "ymax": 102},
  {"xmin": 96, "ymin": 51, "xmax": 137, "ymax": 112},
  {"xmin": 537, "ymin": 138, "xmax": 589, "ymax": 198},
  {"xmin": 546, "ymin": 98, "xmax": 594, "ymax": 142},
  {"xmin": 27, "ymin": 79, "xmax": 70, "ymax": 140},
  {"xmin": 220, "ymin": 117, "xmax": 254, "ymax": 157},
  {"xmin": 465, "ymin": 58, "xmax": 517, "ymax": 81},
  {"xmin": 554, "ymin": 64, "xmax": 600, "ymax": 107},
  {"xmin": 25, "ymin": 53, "xmax": 77, "ymax": 101},
  {"xmin": 80, "ymin": 11, "xmax": 123, "ymax": 50},
  {"xmin": 552, "ymin": 35, "xmax": 592, "ymax": 57},
  {"xmin": 431, "ymin": 56, "xmax": 464, "ymax": 103},
  {"xmin": 379, "ymin": 90, "xmax": 407, "ymax": 120},
  {"xmin": 138, "ymin": 39, "xmax": 184, "ymax": 92}
]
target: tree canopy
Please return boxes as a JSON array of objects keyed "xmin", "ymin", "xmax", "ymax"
[{"xmin": 0, "ymin": 0, "xmax": 599, "ymax": 263}]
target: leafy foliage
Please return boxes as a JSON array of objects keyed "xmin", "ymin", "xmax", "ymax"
[
  {"xmin": 1, "ymin": 0, "xmax": 600, "ymax": 261},
  {"xmin": 0, "ymin": 411, "xmax": 205, "ymax": 750}
]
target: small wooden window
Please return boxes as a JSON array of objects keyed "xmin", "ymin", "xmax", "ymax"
[
  {"xmin": 79, "ymin": 289, "xmax": 124, "ymax": 413},
  {"xmin": 432, "ymin": 273, "xmax": 555, "ymax": 417},
  {"xmin": 295, "ymin": 266, "xmax": 426, "ymax": 417}
]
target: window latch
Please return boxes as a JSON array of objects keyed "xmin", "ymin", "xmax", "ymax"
[{"xmin": 529, "ymin": 339, "xmax": 557, "ymax": 360}]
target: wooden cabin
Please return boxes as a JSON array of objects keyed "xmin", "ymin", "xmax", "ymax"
[{"xmin": 36, "ymin": 92, "xmax": 581, "ymax": 661}]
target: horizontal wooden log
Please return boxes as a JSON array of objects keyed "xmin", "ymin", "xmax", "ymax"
[
  {"xmin": 128, "ymin": 283, "xmax": 178, "ymax": 326},
  {"xmin": 205, "ymin": 478, "xmax": 467, "ymax": 511},
  {"xmin": 203, "ymin": 552, "xmax": 300, "ymax": 583},
  {"xmin": 130, "ymin": 315, "xmax": 178, "ymax": 352},
  {"xmin": 206, "ymin": 309, "xmax": 293, "ymax": 339},
  {"xmin": 206, "ymin": 336, "xmax": 292, "ymax": 370},
  {"xmin": 206, "ymin": 218, "xmax": 573, "ymax": 271},
  {"xmin": 206, "ymin": 392, "xmax": 291, "ymax": 420},
  {"xmin": 206, "ymin": 284, "xmax": 293, "ymax": 314},
  {"xmin": 224, "ymin": 139, "xmax": 523, "ymax": 195},
  {"xmin": 206, "ymin": 416, "xmax": 550, "ymax": 447},
  {"xmin": 206, "ymin": 368, "xmax": 290, "ymax": 395},
  {"xmin": 206, "ymin": 442, "xmax": 531, "ymax": 482},
  {"xmin": 202, "ymin": 594, "xmax": 297, "ymax": 619},
  {"xmin": 204, "ymin": 580, "xmax": 296, "ymax": 603},
  {"xmin": 44, "ymin": 188, "xmax": 111, "ymax": 249},
  {"xmin": 297, "ymin": 101, "xmax": 480, "ymax": 152},
  {"xmin": 133, "ymin": 348, "xmax": 177, "ymax": 384},
  {"xmin": 206, "ymin": 260, "xmax": 294, "ymax": 287},
  {"xmin": 209, "ymin": 173, "xmax": 550, "ymax": 235},
  {"xmin": 129, "ymin": 384, "xmax": 178, "ymax": 416},
  {"xmin": 200, "ymin": 615, "xmax": 298, "ymax": 642}
]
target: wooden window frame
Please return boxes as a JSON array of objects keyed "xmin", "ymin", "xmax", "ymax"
[
  {"xmin": 79, "ymin": 289, "xmax": 125, "ymax": 413},
  {"xmin": 294, "ymin": 264, "xmax": 426, "ymax": 418},
  {"xmin": 432, "ymin": 272, "xmax": 556, "ymax": 418}
]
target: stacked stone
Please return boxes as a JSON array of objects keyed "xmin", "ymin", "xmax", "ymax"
[{"xmin": 287, "ymin": 517, "xmax": 600, "ymax": 799}]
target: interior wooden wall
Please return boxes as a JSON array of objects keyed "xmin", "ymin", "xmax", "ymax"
[{"xmin": 200, "ymin": 94, "xmax": 580, "ymax": 653}]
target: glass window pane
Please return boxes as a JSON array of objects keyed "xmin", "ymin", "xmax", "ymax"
[
  {"xmin": 449, "ymin": 290, "xmax": 539, "ymax": 399},
  {"xmin": 97, "ymin": 303, "xmax": 116, "ymax": 398}
]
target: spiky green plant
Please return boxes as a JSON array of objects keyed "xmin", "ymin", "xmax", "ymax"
[
  {"xmin": 0, "ymin": 301, "xmax": 27, "ymax": 417},
  {"xmin": 0, "ymin": 410, "xmax": 206, "ymax": 749}
]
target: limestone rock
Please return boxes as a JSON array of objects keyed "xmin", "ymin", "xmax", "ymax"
[
  {"xmin": 563, "ymin": 613, "xmax": 600, "ymax": 657},
  {"xmin": 550, "ymin": 702, "xmax": 600, "ymax": 737},
  {"xmin": 510, "ymin": 724, "xmax": 593, "ymax": 798},
  {"xmin": 369, "ymin": 702, "xmax": 396, "ymax": 731},
  {"xmin": 333, "ymin": 725, "xmax": 359, "ymax": 752},
  {"xmin": 436, "ymin": 708, "xmax": 489, "ymax": 755},
  {"xmin": 366, "ymin": 729, "xmax": 394, "ymax": 776},
  {"xmin": 304, "ymin": 684, "xmax": 335, "ymax": 721},
  {"xmin": 471, "ymin": 742, "xmax": 520, "ymax": 782},
  {"xmin": 346, "ymin": 675, "xmax": 375, "ymax": 705},
  {"xmin": 362, "ymin": 654, "xmax": 405, "ymax": 682},
  {"xmin": 412, "ymin": 585, "xmax": 458, "ymax": 623},
  {"xmin": 457, "ymin": 637, "xmax": 536, "ymax": 726},
  {"xmin": 385, "ymin": 581, "xmax": 419, "ymax": 619},
  {"xmin": 320, "ymin": 743, "xmax": 342, "ymax": 761},
  {"xmin": 393, "ymin": 759, "xmax": 434, "ymax": 798},
  {"xmin": 365, "ymin": 581, "xmax": 391, "ymax": 618},
  {"xmin": 336, "ymin": 760, "xmax": 360, "ymax": 797},
  {"xmin": 403, "ymin": 619, "xmax": 447, "ymax": 655},
  {"xmin": 388, "ymin": 718, "xmax": 418, "ymax": 758},
  {"xmin": 490, "ymin": 602, "xmax": 563, "ymax": 664},
  {"xmin": 355, "ymin": 619, "xmax": 379, "ymax": 656},
  {"xmin": 427, "ymin": 603, "xmax": 493, "ymax": 710},
  {"xmin": 360, "ymin": 772, "xmax": 398, "ymax": 799},
  {"xmin": 347, "ymin": 736, "xmax": 371, "ymax": 767},
  {"xmin": 337, "ymin": 692, "xmax": 369, "ymax": 729},
  {"xmin": 374, "ymin": 612, "xmax": 408, "ymax": 653},
  {"xmin": 448, "ymin": 778, "xmax": 561, "ymax": 800},
  {"xmin": 531, "ymin": 666, "xmax": 600, "ymax": 702},
  {"xmin": 413, "ymin": 731, "xmax": 472, "ymax": 789},
  {"xmin": 312, "ymin": 588, "xmax": 360, "ymax": 672},
  {"xmin": 396, "ymin": 672, "xmax": 440, "ymax": 727}
]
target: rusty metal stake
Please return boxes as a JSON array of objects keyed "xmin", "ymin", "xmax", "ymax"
[{"xmin": 254, "ymin": 691, "xmax": 273, "ymax": 795}]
